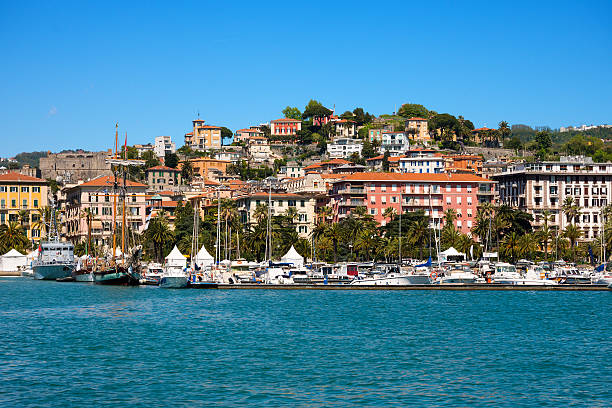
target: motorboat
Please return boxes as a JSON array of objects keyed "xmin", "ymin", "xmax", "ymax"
[
  {"xmin": 552, "ymin": 265, "xmax": 593, "ymax": 284},
  {"xmin": 159, "ymin": 246, "xmax": 189, "ymax": 289},
  {"xmin": 437, "ymin": 264, "xmax": 478, "ymax": 284},
  {"xmin": 350, "ymin": 270, "xmax": 421, "ymax": 285},
  {"xmin": 492, "ymin": 263, "xmax": 557, "ymax": 285},
  {"xmin": 591, "ymin": 271, "xmax": 612, "ymax": 286}
]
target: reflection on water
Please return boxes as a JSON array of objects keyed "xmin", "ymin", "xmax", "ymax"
[{"xmin": 0, "ymin": 279, "xmax": 610, "ymax": 407}]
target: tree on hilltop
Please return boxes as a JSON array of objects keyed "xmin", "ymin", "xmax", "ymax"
[
  {"xmin": 282, "ymin": 106, "xmax": 302, "ymax": 120},
  {"xmin": 397, "ymin": 103, "xmax": 429, "ymax": 119}
]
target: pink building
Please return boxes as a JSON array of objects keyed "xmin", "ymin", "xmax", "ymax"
[
  {"xmin": 331, "ymin": 172, "xmax": 494, "ymax": 235},
  {"xmin": 235, "ymin": 128, "xmax": 264, "ymax": 143},
  {"xmin": 63, "ymin": 176, "xmax": 148, "ymax": 247},
  {"xmin": 270, "ymin": 118, "xmax": 302, "ymax": 136}
]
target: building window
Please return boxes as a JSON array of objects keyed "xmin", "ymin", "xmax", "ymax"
[
  {"xmin": 0, "ymin": 187, "xmax": 5, "ymax": 192},
  {"xmin": 457, "ymin": 197, "xmax": 462, "ymax": 205},
  {"xmin": 11, "ymin": 199, "xmax": 16, "ymax": 207},
  {"xmin": 370, "ymin": 208, "xmax": 377, "ymax": 215},
  {"xmin": 446, "ymin": 185, "xmax": 451, "ymax": 192},
  {"xmin": 10, "ymin": 187, "xmax": 17, "ymax": 193},
  {"xmin": 300, "ymin": 200, "xmax": 305, "ymax": 207},
  {"xmin": 33, "ymin": 199, "xmax": 38, "ymax": 207},
  {"xmin": 370, "ymin": 196, "xmax": 376, "ymax": 204},
  {"xmin": 21, "ymin": 187, "xmax": 29, "ymax": 192}
]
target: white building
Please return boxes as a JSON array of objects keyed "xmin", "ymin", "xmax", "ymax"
[
  {"xmin": 154, "ymin": 136, "xmax": 176, "ymax": 158},
  {"xmin": 328, "ymin": 138, "xmax": 362, "ymax": 159},
  {"xmin": 279, "ymin": 161, "xmax": 304, "ymax": 179},
  {"xmin": 493, "ymin": 156, "xmax": 612, "ymax": 241},
  {"xmin": 399, "ymin": 155, "xmax": 445, "ymax": 174},
  {"xmin": 380, "ymin": 131, "xmax": 410, "ymax": 155}
]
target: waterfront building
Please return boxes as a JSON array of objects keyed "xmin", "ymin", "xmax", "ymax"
[
  {"xmin": 327, "ymin": 138, "xmax": 362, "ymax": 159},
  {"xmin": 270, "ymin": 118, "xmax": 302, "ymax": 137},
  {"xmin": 185, "ymin": 119, "xmax": 222, "ymax": 150},
  {"xmin": 154, "ymin": 136, "xmax": 176, "ymax": 158},
  {"xmin": 39, "ymin": 150, "xmax": 112, "ymax": 182},
  {"xmin": 0, "ymin": 172, "xmax": 48, "ymax": 243},
  {"xmin": 235, "ymin": 193, "xmax": 316, "ymax": 237},
  {"xmin": 145, "ymin": 165, "xmax": 182, "ymax": 192},
  {"xmin": 405, "ymin": 117, "xmax": 430, "ymax": 143},
  {"xmin": 492, "ymin": 156, "xmax": 612, "ymax": 241},
  {"xmin": 62, "ymin": 176, "xmax": 148, "ymax": 247},
  {"xmin": 331, "ymin": 172, "xmax": 494, "ymax": 234}
]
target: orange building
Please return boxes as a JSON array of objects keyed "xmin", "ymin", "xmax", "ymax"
[{"xmin": 443, "ymin": 154, "xmax": 483, "ymax": 175}]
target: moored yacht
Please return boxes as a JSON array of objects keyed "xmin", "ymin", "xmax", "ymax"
[{"xmin": 492, "ymin": 262, "xmax": 557, "ymax": 285}]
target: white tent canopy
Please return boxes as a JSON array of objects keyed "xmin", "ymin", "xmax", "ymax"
[
  {"xmin": 194, "ymin": 245, "xmax": 214, "ymax": 267},
  {"xmin": 281, "ymin": 245, "xmax": 304, "ymax": 268},
  {"xmin": 439, "ymin": 247, "xmax": 466, "ymax": 263},
  {"xmin": 165, "ymin": 245, "xmax": 186, "ymax": 268},
  {"xmin": 0, "ymin": 249, "xmax": 27, "ymax": 272}
]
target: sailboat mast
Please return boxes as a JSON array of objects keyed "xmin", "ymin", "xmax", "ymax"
[
  {"xmin": 121, "ymin": 132, "xmax": 127, "ymax": 263},
  {"xmin": 112, "ymin": 124, "xmax": 118, "ymax": 264}
]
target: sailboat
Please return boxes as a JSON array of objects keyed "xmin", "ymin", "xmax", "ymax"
[
  {"xmin": 190, "ymin": 194, "xmax": 220, "ymax": 288},
  {"xmin": 93, "ymin": 125, "xmax": 144, "ymax": 286}
]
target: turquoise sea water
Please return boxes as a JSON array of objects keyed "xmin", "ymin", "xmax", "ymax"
[{"xmin": 0, "ymin": 278, "xmax": 610, "ymax": 407}]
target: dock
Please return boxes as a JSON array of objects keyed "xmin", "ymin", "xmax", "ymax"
[{"xmin": 211, "ymin": 284, "xmax": 611, "ymax": 291}]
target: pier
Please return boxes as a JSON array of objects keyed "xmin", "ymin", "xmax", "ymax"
[{"xmin": 209, "ymin": 283, "xmax": 612, "ymax": 291}]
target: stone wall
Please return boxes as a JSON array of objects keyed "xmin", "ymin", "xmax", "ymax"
[
  {"xmin": 39, "ymin": 150, "xmax": 113, "ymax": 182},
  {"xmin": 463, "ymin": 146, "xmax": 533, "ymax": 160}
]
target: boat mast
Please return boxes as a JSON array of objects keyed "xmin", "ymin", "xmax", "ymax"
[
  {"xmin": 398, "ymin": 194, "xmax": 402, "ymax": 266},
  {"xmin": 121, "ymin": 132, "xmax": 127, "ymax": 265},
  {"xmin": 112, "ymin": 123, "xmax": 118, "ymax": 265},
  {"xmin": 216, "ymin": 188, "xmax": 221, "ymax": 266}
]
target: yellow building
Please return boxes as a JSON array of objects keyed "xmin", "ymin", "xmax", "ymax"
[
  {"xmin": 182, "ymin": 158, "xmax": 230, "ymax": 180},
  {"xmin": 406, "ymin": 117, "xmax": 431, "ymax": 142},
  {"xmin": 0, "ymin": 172, "xmax": 48, "ymax": 242},
  {"xmin": 185, "ymin": 119, "xmax": 222, "ymax": 150}
]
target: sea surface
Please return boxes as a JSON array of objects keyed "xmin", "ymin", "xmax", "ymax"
[{"xmin": 0, "ymin": 278, "xmax": 610, "ymax": 407}]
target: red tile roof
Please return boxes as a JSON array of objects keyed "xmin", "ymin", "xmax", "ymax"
[
  {"xmin": 0, "ymin": 172, "xmax": 46, "ymax": 183},
  {"xmin": 334, "ymin": 119, "xmax": 356, "ymax": 124},
  {"xmin": 236, "ymin": 128, "xmax": 262, "ymax": 133},
  {"xmin": 337, "ymin": 172, "xmax": 490, "ymax": 183},
  {"xmin": 193, "ymin": 119, "xmax": 205, "ymax": 122},
  {"xmin": 408, "ymin": 117, "xmax": 427, "ymax": 121},
  {"xmin": 196, "ymin": 125, "xmax": 221, "ymax": 129},
  {"xmin": 146, "ymin": 165, "xmax": 180, "ymax": 172},
  {"xmin": 79, "ymin": 175, "xmax": 147, "ymax": 188},
  {"xmin": 185, "ymin": 132, "xmax": 194, "ymax": 136},
  {"xmin": 270, "ymin": 118, "xmax": 302, "ymax": 123},
  {"xmin": 472, "ymin": 127, "xmax": 494, "ymax": 132}
]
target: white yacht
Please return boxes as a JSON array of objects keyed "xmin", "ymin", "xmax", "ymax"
[
  {"xmin": 492, "ymin": 263, "xmax": 557, "ymax": 285},
  {"xmin": 350, "ymin": 271, "xmax": 418, "ymax": 285},
  {"xmin": 437, "ymin": 264, "xmax": 478, "ymax": 284},
  {"xmin": 591, "ymin": 271, "xmax": 612, "ymax": 285}
]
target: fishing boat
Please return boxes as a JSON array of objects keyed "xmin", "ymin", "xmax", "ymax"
[
  {"xmin": 93, "ymin": 125, "xmax": 144, "ymax": 286},
  {"xmin": 32, "ymin": 200, "xmax": 76, "ymax": 280}
]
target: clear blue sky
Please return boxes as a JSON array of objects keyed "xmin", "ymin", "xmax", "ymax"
[{"xmin": 1, "ymin": 1, "xmax": 610, "ymax": 156}]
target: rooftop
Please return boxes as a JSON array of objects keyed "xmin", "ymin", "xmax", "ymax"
[
  {"xmin": 336, "ymin": 172, "xmax": 491, "ymax": 183},
  {"xmin": 146, "ymin": 165, "xmax": 180, "ymax": 172},
  {"xmin": 0, "ymin": 172, "xmax": 46, "ymax": 183},
  {"xmin": 78, "ymin": 175, "xmax": 147, "ymax": 188}
]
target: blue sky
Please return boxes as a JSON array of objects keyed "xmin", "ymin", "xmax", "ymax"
[{"xmin": 0, "ymin": 1, "xmax": 610, "ymax": 156}]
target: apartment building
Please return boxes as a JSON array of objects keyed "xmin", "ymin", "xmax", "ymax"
[
  {"xmin": 493, "ymin": 156, "xmax": 612, "ymax": 240},
  {"xmin": 405, "ymin": 117, "xmax": 430, "ymax": 143},
  {"xmin": 62, "ymin": 176, "xmax": 148, "ymax": 247},
  {"xmin": 145, "ymin": 165, "xmax": 182, "ymax": 192},
  {"xmin": 444, "ymin": 154, "xmax": 483, "ymax": 174},
  {"xmin": 327, "ymin": 138, "xmax": 362, "ymax": 159},
  {"xmin": 270, "ymin": 118, "xmax": 302, "ymax": 137},
  {"xmin": 333, "ymin": 119, "xmax": 357, "ymax": 139},
  {"xmin": 185, "ymin": 119, "xmax": 222, "ymax": 150},
  {"xmin": 234, "ymin": 128, "xmax": 264, "ymax": 143},
  {"xmin": 235, "ymin": 193, "xmax": 316, "ymax": 237},
  {"xmin": 184, "ymin": 158, "xmax": 230, "ymax": 180},
  {"xmin": 154, "ymin": 136, "xmax": 176, "ymax": 158},
  {"xmin": 398, "ymin": 150, "xmax": 444, "ymax": 174},
  {"xmin": 380, "ymin": 131, "xmax": 410, "ymax": 155},
  {"xmin": 0, "ymin": 172, "xmax": 48, "ymax": 242},
  {"xmin": 331, "ymin": 172, "xmax": 494, "ymax": 235}
]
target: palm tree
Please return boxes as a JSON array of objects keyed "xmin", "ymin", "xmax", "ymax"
[
  {"xmin": 327, "ymin": 222, "xmax": 343, "ymax": 263},
  {"xmin": 409, "ymin": 218, "xmax": 429, "ymax": 260},
  {"xmin": 383, "ymin": 207, "xmax": 396, "ymax": 223},
  {"xmin": 352, "ymin": 206, "xmax": 367, "ymax": 219},
  {"xmin": 0, "ymin": 222, "xmax": 30, "ymax": 253},
  {"xmin": 317, "ymin": 206, "xmax": 333, "ymax": 225},
  {"xmin": 441, "ymin": 226, "xmax": 461, "ymax": 250},
  {"xmin": 443, "ymin": 208, "xmax": 457, "ymax": 229},
  {"xmin": 500, "ymin": 231, "xmax": 521, "ymax": 263},
  {"xmin": 354, "ymin": 229, "xmax": 376, "ymax": 261},
  {"xmin": 563, "ymin": 224, "xmax": 582, "ymax": 262},
  {"xmin": 294, "ymin": 237, "xmax": 311, "ymax": 260},
  {"xmin": 146, "ymin": 215, "xmax": 174, "ymax": 262},
  {"xmin": 80, "ymin": 208, "xmax": 97, "ymax": 256},
  {"xmin": 517, "ymin": 233, "xmax": 538, "ymax": 261},
  {"xmin": 253, "ymin": 204, "xmax": 268, "ymax": 224},
  {"xmin": 562, "ymin": 196, "xmax": 579, "ymax": 225},
  {"xmin": 539, "ymin": 210, "xmax": 552, "ymax": 261},
  {"xmin": 17, "ymin": 209, "xmax": 30, "ymax": 231}
]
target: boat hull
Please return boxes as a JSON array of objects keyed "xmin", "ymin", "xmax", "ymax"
[
  {"xmin": 351, "ymin": 275, "xmax": 429, "ymax": 285},
  {"xmin": 74, "ymin": 272, "xmax": 94, "ymax": 282},
  {"xmin": 33, "ymin": 264, "xmax": 73, "ymax": 280},
  {"xmin": 159, "ymin": 276, "xmax": 189, "ymax": 289},
  {"xmin": 94, "ymin": 269, "xmax": 140, "ymax": 286}
]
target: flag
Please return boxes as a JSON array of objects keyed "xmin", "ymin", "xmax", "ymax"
[
  {"xmin": 595, "ymin": 263, "xmax": 605, "ymax": 272},
  {"xmin": 588, "ymin": 245, "xmax": 594, "ymax": 265}
]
